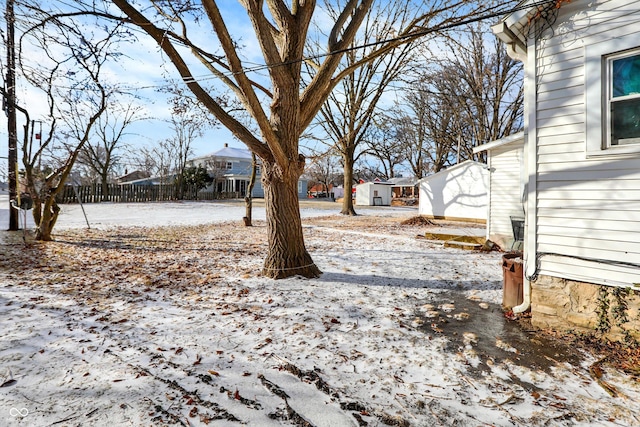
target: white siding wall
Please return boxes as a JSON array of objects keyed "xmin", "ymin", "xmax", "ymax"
[
  {"xmin": 418, "ymin": 161, "xmax": 488, "ymax": 221},
  {"xmin": 488, "ymin": 142, "xmax": 524, "ymax": 249},
  {"xmin": 533, "ymin": 0, "xmax": 640, "ymax": 286},
  {"xmin": 355, "ymin": 183, "xmax": 371, "ymax": 206},
  {"xmin": 355, "ymin": 183, "xmax": 392, "ymax": 206}
]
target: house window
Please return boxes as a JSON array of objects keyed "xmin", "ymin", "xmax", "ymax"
[
  {"xmin": 586, "ymin": 37, "xmax": 640, "ymax": 157},
  {"xmin": 215, "ymin": 161, "xmax": 233, "ymax": 170},
  {"xmin": 607, "ymin": 50, "xmax": 640, "ymax": 146}
]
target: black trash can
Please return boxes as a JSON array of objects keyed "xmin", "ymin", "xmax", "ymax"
[{"xmin": 502, "ymin": 252, "xmax": 523, "ymax": 308}]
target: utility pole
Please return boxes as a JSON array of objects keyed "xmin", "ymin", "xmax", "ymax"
[{"xmin": 6, "ymin": 0, "xmax": 18, "ymax": 230}]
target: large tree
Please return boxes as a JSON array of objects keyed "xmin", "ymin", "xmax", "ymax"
[
  {"xmin": 305, "ymin": 148, "xmax": 342, "ymax": 197},
  {"xmin": 365, "ymin": 118, "xmax": 407, "ymax": 179},
  {"xmin": 312, "ymin": 1, "xmax": 426, "ymax": 215},
  {"xmin": 449, "ymin": 25, "xmax": 524, "ymax": 160},
  {"xmin": 78, "ymin": 102, "xmax": 143, "ymax": 200},
  {"xmin": 397, "ymin": 24, "xmax": 524, "ymax": 172},
  {"xmin": 163, "ymin": 86, "xmax": 216, "ymax": 199},
  {"xmin": 397, "ymin": 75, "xmax": 462, "ymax": 174},
  {"xmin": 16, "ymin": 7, "xmax": 125, "ymax": 240},
  {"xmin": 70, "ymin": 0, "xmax": 502, "ymax": 278}
]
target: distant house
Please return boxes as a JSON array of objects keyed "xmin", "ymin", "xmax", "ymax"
[
  {"xmin": 115, "ymin": 170, "xmax": 150, "ymax": 184},
  {"xmin": 493, "ymin": 0, "xmax": 640, "ymax": 337},
  {"xmin": 473, "ymin": 132, "xmax": 525, "ymax": 250},
  {"xmin": 307, "ymin": 182, "xmax": 336, "ymax": 198},
  {"xmin": 418, "ymin": 160, "xmax": 488, "ymax": 222},
  {"xmin": 189, "ymin": 144, "xmax": 307, "ymax": 199},
  {"xmin": 387, "ymin": 177, "xmax": 419, "ymax": 198},
  {"xmin": 119, "ymin": 175, "xmax": 169, "ymax": 186},
  {"xmin": 355, "ymin": 181, "xmax": 393, "ymax": 206},
  {"xmin": 190, "ymin": 144, "xmax": 264, "ymax": 197}
]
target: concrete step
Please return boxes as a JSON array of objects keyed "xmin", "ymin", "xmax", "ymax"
[
  {"xmin": 424, "ymin": 232, "xmax": 485, "ymax": 245},
  {"xmin": 443, "ymin": 240, "xmax": 483, "ymax": 251}
]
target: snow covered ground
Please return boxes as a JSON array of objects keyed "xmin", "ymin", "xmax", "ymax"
[
  {"xmin": 1, "ymin": 198, "xmax": 639, "ymax": 426},
  {"xmin": 0, "ymin": 195, "xmax": 421, "ymax": 231}
]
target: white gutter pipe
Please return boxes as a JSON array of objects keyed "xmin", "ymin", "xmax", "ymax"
[{"xmin": 511, "ymin": 33, "xmax": 537, "ymax": 315}]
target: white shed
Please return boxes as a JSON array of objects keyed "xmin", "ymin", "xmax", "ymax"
[
  {"xmin": 355, "ymin": 182, "xmax": 392, "ymax": 206},
  {"xmin": 474, "ymin": 132, "xmax": 525, "ymax": 250},
  {"xmin": 418, "ymin": 160, "xmax": 488, "ymax": 222}
]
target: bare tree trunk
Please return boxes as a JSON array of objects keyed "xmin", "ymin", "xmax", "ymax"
[
  {"xmin": 243, "ymin": 196, "xmax": 252, "ymax": 226},
  {"xmin": 262, "ymin": 162, "xmax": 321, "ymax": 279},
  {"xmin": 341, "ymin": 152, "xmax": 357, "ymax": 216},
  {"xmin": 35, "ymin": 197, "xmax": 60, "ymax": 241},
  {"xmin": 243, "ymin": 153, "xmax": 257, "ymax": 227},
  {"xmin": 176, "ymin": 173, "xmax": 184, "ymax": 200},
  {"xmin": 24, "ymin": 165, "xmax": 41, "ymax": 226},
  {"xmin": 101, "ymin": 172, "xmax": 109, "ymax": 201}
]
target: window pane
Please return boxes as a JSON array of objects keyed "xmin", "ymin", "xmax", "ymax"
[
  {"xmin": 611, "ymin": 97, "xmax": 640, "ymax": 145},
  {"xmin": 612, "ymin": 54, "xmax": 640, "ymax": 98}
]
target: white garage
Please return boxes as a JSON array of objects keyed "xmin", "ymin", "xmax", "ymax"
[
  {"xmin": 418, "ymin": 160, "xmax": 488, "ymax": 222},
  {"xmin": 474, "ymin": 132, "xmax": 525, "ymax": 250},
  {"xmin": 355, "ymin": 182, "xmax": 393, "ymax": 206}
]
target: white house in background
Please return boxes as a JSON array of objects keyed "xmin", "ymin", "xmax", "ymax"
[
  {"xmin": 355, "ymin": 181, "xmax": 392, "ymax": 206},
  {"xmin": 493, "ymin": 0, "xmax": 640, "ymax": 337},
  {"xmin": 473, "ymin": 132, "xmax": 525, "ymax": 250},
  {"xmin": 190, "ymin": 144, "xmax": 265, "ymax": 197},
  {"xmin": 189, "ymin": 144, "xmax": 308, "ymax": 199},
  {"xmin": 418, "ymin": 160, "xmax": 488, "ymax": 222}
]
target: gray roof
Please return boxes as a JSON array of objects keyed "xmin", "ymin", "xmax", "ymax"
[
  {"xmin": 212, "ymin": 146, "xmax": 253, "ymax": 159},
  {"xmin": 192, "ymin": 146, "xmax": 253, "ymax": 161},
  {"xmin": 387, "ymin": 177, "xmax": 418, "ymax": 186}
]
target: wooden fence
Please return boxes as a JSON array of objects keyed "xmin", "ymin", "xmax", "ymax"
[{"xmin": 56, "ymin": 183, "xmax": 242, "ymax": 204}]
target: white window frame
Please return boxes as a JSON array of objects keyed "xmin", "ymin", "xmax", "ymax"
[
  {"xmin": 586, "ymin": 36, "xmax": 640, "ymax": 157},
  {"xmin": 214, "ymin": 161, "xmax": 233, "ymax": 170},
  {"xmin": 606, "ymin": 49, "xmax": 640, "ymax": 147}
]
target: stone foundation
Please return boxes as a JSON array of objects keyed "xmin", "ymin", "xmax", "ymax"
[{"xmin": 531, "ymin": 275, "xmax": 640, "ymax": 342}]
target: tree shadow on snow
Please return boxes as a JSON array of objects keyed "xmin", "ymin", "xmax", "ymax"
[{"xmin": 317, "ymin": 271, "xmax": 502, "ymax": 291}]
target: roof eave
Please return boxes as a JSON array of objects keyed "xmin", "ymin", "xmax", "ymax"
[
  {"xmin": 492, "ymin": 0, "xmax": 553, "ymax": 61},
  {"xmin": 492, "ymin": 21, "xmax": 528, "ymax": 60},
  {"xmin": 417, "ymin": 160, "xmax": 488, "ymax": 183},
  {"xmin": 473, "ymin": 131, "xmax": 525, "ymax": 154}
]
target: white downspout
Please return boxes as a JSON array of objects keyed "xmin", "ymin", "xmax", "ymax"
[
  {"xmin": 512, "ymin": 35, "xmax": 536, "ymax": 314},
  {"xmin": 484, "ymin": 153, "xmax": 492, "ymax": 243}
]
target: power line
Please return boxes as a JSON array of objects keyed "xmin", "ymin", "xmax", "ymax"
[
  {"xmin": 7, "ymin": 0, "xmax": 550, "ymax": 91},
  {"xmin": 219, "ymin": 1, "xmax": 548, "ymax": 78},
  {"xmin": 0, "ymin": 0, "xmax": 550, "ymax": 106}
]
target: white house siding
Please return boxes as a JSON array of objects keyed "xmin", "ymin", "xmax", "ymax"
[
  {"xmin": 532, "ymin": 0, "xmax": 640, "ymax": 287},
  {"xmin": 418, "ymin": 161, "xmax": 488, "ymax": 222},
  {"xmin": 487, "ymin": 142, "xmax": 524, "ymax": 250}
]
